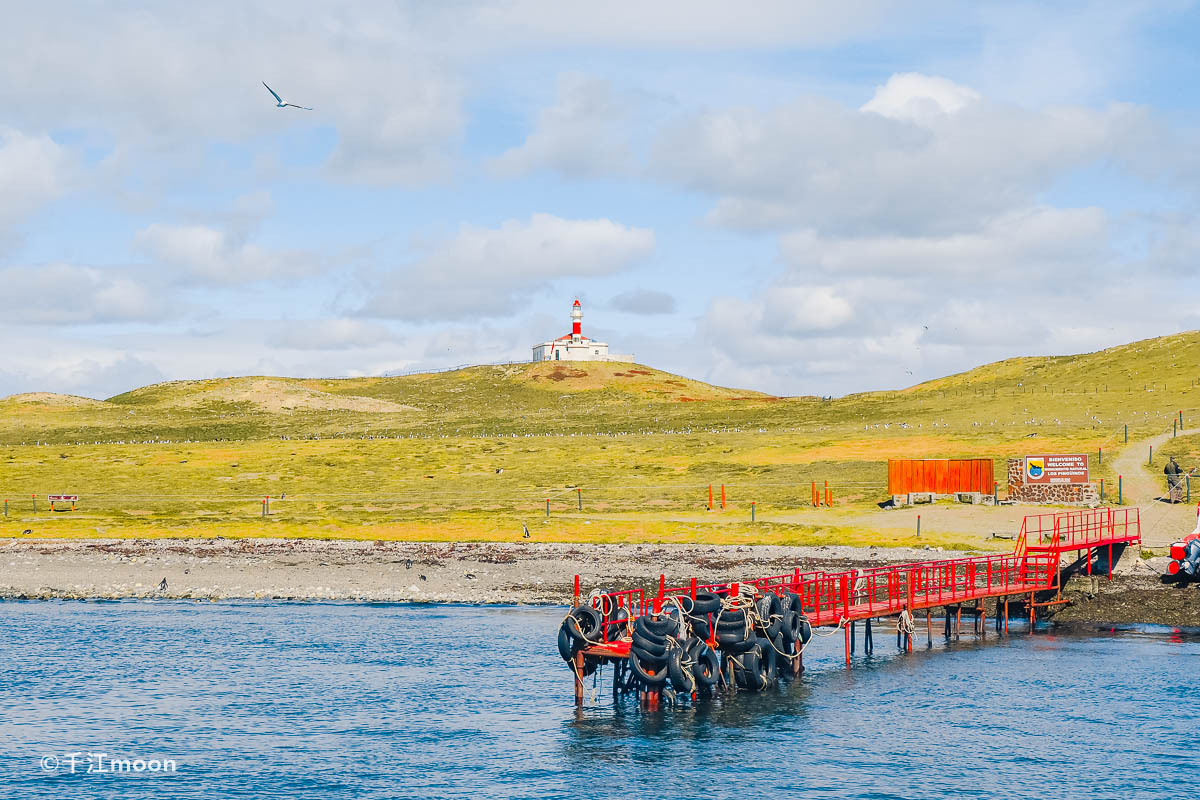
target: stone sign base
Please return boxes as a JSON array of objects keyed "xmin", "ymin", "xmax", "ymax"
[{"xmin": 1006, "ymin": 458, "xmax": 1099, "ymax": 505}]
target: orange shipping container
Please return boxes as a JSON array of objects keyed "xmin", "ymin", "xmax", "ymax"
[{"xmin": 887, "ymin": 458, "xmax": 994, "ymax": 495}]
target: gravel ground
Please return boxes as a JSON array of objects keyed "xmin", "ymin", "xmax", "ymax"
[{"xmin": 0, "ymin": 538, "xmax": 1195, "ymax": 625}]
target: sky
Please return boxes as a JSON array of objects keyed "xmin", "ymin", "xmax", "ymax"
[{"xmin": 2, "ymin": 1, "xmax": 1199, "ymax": 399}]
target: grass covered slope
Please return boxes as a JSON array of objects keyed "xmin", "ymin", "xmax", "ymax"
[{"xmin": 1, "ymin": 332, "xmax": 1198, "ymax": 545}]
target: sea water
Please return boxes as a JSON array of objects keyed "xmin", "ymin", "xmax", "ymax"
[{"xmin": 0, "ymin": 601, "xmax": 1196, "ymax": 799}]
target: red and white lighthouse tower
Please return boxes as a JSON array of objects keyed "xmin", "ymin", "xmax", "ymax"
[{"xmin": 531, "ymin": 299, "xmax": 634, "ymax": 363}]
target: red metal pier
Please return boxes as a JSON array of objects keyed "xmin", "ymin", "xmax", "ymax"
[{"xmin": 568, "ymin": 508, "xmax": 1140, "ymax": 704}]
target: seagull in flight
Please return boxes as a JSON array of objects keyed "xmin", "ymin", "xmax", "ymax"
[{"xmin": 262, "ymin": 82, "xmax": 312, "ymax": 110}]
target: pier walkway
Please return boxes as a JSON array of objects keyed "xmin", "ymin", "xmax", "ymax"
[{"xmin": 577, "ymin": 507, "xmax": 1141, "ymax": 669}]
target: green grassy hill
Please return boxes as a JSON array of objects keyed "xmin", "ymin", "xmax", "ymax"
[{"xmin": 1, "ymin": 332, "xmax": 1197, "ymax": 545}]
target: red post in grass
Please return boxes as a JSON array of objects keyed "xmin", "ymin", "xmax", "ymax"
[
  {"xmin": 811, "ymin": 481, "xmax": 817, "ymax": 506},
  {"xmin": 708, "ymin": 484, "xmax": 713, "ymax": 511},
  {"xmin": 721, "ymin": 484, "xmax": 726, "ymax": 510},
  {"xmin": 825, "ymin": 481, "xmax": 831, "ymax": 507}
]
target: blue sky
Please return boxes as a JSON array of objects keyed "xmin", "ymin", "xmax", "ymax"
[{"xmin": 1, "ymin": 1, "xmax": 1198, "ymax": 399}]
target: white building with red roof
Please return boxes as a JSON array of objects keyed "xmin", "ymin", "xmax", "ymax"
[{"xmin": 531, "ymin": 299, "xmax": 634, "ymax": 362}]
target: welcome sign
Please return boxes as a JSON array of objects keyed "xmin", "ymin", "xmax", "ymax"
[{"xmin": 1024, "ymin": 455, "xmax": 1089, "ymax": 484}]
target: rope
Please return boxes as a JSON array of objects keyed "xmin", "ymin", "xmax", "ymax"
[{"xmin": 896, "ymin": 609, "xmax": 916, "ymax": 635}]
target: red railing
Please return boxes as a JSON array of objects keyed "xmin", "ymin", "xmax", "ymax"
[{"xmin": 582, "ymin": 507, "xmax": 1138, "ymax": 640}]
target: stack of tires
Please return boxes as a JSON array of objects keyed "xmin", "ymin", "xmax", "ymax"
[
  {"xmin": 712, "ymin": 591, "xmax": 812, "ymax": 692},
  {"xmin": 629, "ymin": 606, "xmax": 720, "ymax": 700}
]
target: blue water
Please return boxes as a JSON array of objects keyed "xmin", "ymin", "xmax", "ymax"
[{"xmin": 0, "ymin": 601, "xmax": 1196, "ymax": 799}]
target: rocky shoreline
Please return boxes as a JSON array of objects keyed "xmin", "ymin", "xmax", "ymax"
[{"xmin": 1, "ymin": 538, "xmax": 1196, "ymax": 626}]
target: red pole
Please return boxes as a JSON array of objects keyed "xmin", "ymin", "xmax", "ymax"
[
  {"xmin": 573, "ymin": 575, "xmax": 580, "ymax": 607},
  {"xmin": 690, "ymin": 577, "xmax": 697, "ymax": 600},
  {"xmin": 708, "ymin": 485, "xmax": 713, "ymax": 511},
  {"xmin": 824, "ymin": 481, "xmax": 831, "ymax": 507},
  {"xmin": 721, "ymin": 484, "xmax": 726, "ymax": 510},
  {"xmin": 812, "ymin": 480, "xmax": 817, "ymax": 506},
  {"xmin": 659, "ymin": 573, "xmax": 666, "ymax": 600}
]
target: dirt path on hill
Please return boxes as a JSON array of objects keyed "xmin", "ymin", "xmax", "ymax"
[{"xmin": 1111, "ymin": 426, "xmax": 1199, "ymax": 546}]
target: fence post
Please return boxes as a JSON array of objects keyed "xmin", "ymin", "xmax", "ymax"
[
  {"xmin": 824, "ymin": 480, "xmax": 831, "ymax": 507},
  {"xmin": 3, "ymin": 499, "xmax": 6, "ymax": 518},
  {"xmin": 1100, "ymin": 478, "xmax": 1105, "ymax": 501},
  {"xmin": 1098, "ymin": 447, "xmax": 1102, "ymax": 466},
  {"xmin": 1118, "ymin": 475, "xmax": 1123, "ymax": 505},
  {"xmin": 576, "ymin": 488, "xmax": 582, "ymax": 511},
  {"xmin": 916, "ymin": 515, "xmax": 921, "ymax": 538},
  {"xmin": 31, "ymin": 493, "xmax": 36, "ymax": 513},
  {"xmin": 751, "ymin": 501, "xmax": 756, "ymax": 522},
  {"xmin": 721, "ymin": 484, "xmax": 726, "ymax": 510},
  {"xmin": 812, "ymin": 480, "xmax": 817, "ymax": 507},
  {"xmin": 707, "ymin": 484, "xmax": 713, "ymax": 511},
  {"xmin": 545, "ymin": 499, "xmax": 550, "ymax": 518},
  {"xmin": 1149, "ymin": 446, "xmax": 1153, "ymax": 466},
  {"xmin": 1124, "ymin": 424, "xmax": 1127, "ymax": 443}
]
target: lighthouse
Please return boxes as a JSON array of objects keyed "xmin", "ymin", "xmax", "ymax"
[{"xmin": 531, "ymin": 299, "xmax": 634, "ymax": 363}]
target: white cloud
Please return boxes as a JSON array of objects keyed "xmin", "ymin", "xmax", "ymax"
[
  {"xmin": 860, "ymin": 72, "xmax": 981, "ymax": 124},
  {"xmin": 0, "ymin": 264, "xmax": 160, "ymax": 324},
  {"xmin": 779, "ymin": 206, "xmax": 1110, "ymax": 279},
  {"xmin": 364, "ymin": 213, "xmax": 655, "ymax": 321},
  {"xmin": 133, "ymin": 223, "xmax": 316, "ymax": 285},
  {"xmin": 0, "ymin": 128, "xmax": 73, "ymax": 238},
  {"xmin": 488, "ymin": 74, "xmax": 636, "ymax": 178},
  {"xmin": 267, "ymin": 319, "xmax": 394, "ymax": 351},
  {"xmin": 652, "ymin": 75, "xmax": 1154, "ymax": 235}
]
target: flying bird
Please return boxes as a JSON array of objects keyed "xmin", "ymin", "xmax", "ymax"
[{"xmin": 262, "ymin": 82, "xmax": 312, "ymax": 110}]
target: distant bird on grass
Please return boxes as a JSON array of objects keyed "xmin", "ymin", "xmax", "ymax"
[
  {"xmin": 158, "ymin": 577, "xmax": 168, "ymax": 592},
  {"xmin": 262, "ymin": 81, "xmax": 312, "ymax": 110},
  {"xmin": 21, "ymin": 529, "xmax": 32, "ymax": 535},
  {"xmin": 522, "ymin": 523, "xmax": 530, "ymax": 539}
]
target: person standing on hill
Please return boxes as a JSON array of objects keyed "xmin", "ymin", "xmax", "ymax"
[{"xmin": 1165, "ymin": 456, "xmax": 1187, "ymax": 503}]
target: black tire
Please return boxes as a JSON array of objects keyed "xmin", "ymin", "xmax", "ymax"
[
  {"xmin": 782, "ymin": 592, "xmax": 803, "ymax": 614},
  {"xmin": 566, "ymin": 605, "xmax": 603, "ymax": 646},
  {"xmin": 687, "ymin": 616, "xmax": 711, "ymax": 641},
  {"xmin": 630, "ymin": 647, "xmax": 668, "ymax": 685},
  {"xmin": 739, "ymin": 643, "xmax": 770, "ymax": 691},
  {"xmin": 633, "ymin": 617, "xmax": 668, "ymax": 643},
  {"xmin": 666, "ymin": 643, "xmax": 695, "ymax": 694},
  {"xmin": 631, "ymin": 632, "xmax": 668, "ymax": 658},
  {"xmin": 758, "ymin": 636, "xmax": 778, "ymax": 683},
  {"xmin": 558, "ymin": 622, "xmax": 578, "ymax": 662},
  {"xmin": 630, "ymin": 643, "xmax": 665, "ymax": 666},
  {"xmin": 690, "ymin": 640, "xmax": 720, "ymax": 687},
  {"xmin": 715, "ymin": 607, "xmax": 746, "ymax": 624},
  {"xmin": 636, "ymin": 614, "xmax": 675, "ymax": 637},
  {"xmin": 716, "ymin": 633, "xmax": 757, "ymax": 653},
  {"xmin": 756, "ymin": 592, "xmax": 782, "ymax": 620},
  {"xmin": 779, "ymin": 609, "xmax": 801, "ymax": 644},
  {"xmin": 692, "ymin": 591, "xmax": 721, "ymax": 615},
  {"xmin": 798, "ymin": 616, "xmax": 812, "ymax": 645},
  {"xmin": 715, "ymin": 616, "xmax": 748, "ymax": 633}
]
